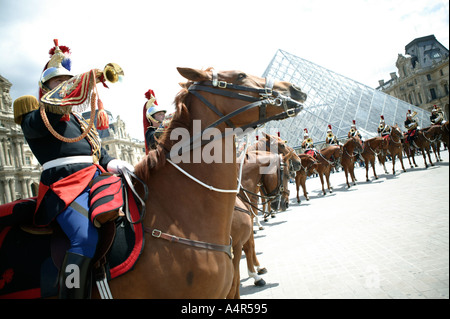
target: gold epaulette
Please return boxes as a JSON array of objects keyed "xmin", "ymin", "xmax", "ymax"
[{"xmin": 13, "ymin": 95, "xmax": 39, "ymax": 124}]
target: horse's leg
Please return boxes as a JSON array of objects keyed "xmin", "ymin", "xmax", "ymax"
[
  {"xmin": 350, "ymin": 162, "xmax": 357, "ymax": 185},
  {"xmin": 398, "ymin": 150, "xmax": 406, "ymax": 172},
  {"xmin": 325, "ymin": 169, "xmax": 333, "ymax": 193},
  {"xmin": 295, "ymin": 175, "xmax": 301, "ymax": 204},
  {"xmin": 405, "ymin": 147, "xmax": 413, "ymax": 168},
  {"xmin": 243, "ymin": 234, "xmax": 266, "ymax": 286},
  {"xmin": 426, "ymin": 147, "xmax": 434, "ymax": 167},
  {"xmin": 391, "ymin": 153, "xmax": 396, "ymax": 175},
  {"xmin": 301, "ymin": 176, "xmax": 309, "ymax": 200},
  {"xmin": 411, "ymin": 148, "xmax": 418, "ymax": 167},
  {"xmin": 371, "ymin": 158, "xmax": 378, "ymax": 179},
  {"xmin": 437, "ymin": 142, "xmax": 442, "ymax": 161},
  {"xmin": 421, "ymin": 147, "xmax": 429, "ymax": 168},
  {"xmin": 226, "ymin": 239, "xmax": 242, "ymax": 299},
  {"xmin": 318, "ymin": 171, "xmax": 326, "ymax": 195},
  {"xmin": 344, "ymin": 165, "xmax": 350, "ymax": 188},
  {"xmin": 364, "ymin": 158, "xmax": 370, "ymax": 181},
  {"xmin": 378, "ymin": 153, "xmax": 388, "ymax": 174},
  {"xmin": 253, "ymin": 210, "xmax": 264, "ymax": 231}
]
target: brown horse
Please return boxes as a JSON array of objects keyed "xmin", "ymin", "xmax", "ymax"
[
  {"xmin": 341, "ymin": 135, "xmax": 363, "ymax": 188},
  {"xmin": 295, "ymin": 153, "xmax": 319, "ymax": 203},
  {"xmin": 227, "ymin": 197, "xmax": 252, "ymax": 299},
  {"xmin": 441, "ymin": 121, "xmax": 449, "ymax": 149},
  {"xmin": 424, "ymin": 124, "xmax": 447, "ymax": 162},
  {"xmin": 247, "ymin": 132, "xmax": 301, "ymax": 219},
  {"xmin": 107, "ymin": 67, "xmax": 306, "ymax": 298},
  {"xmin": 238, "ymin": 150, "xmax": 290, "ymax": 288},
  {"xmin": 377, "ymin": 125, "xmax": 407, "ymax": 175},
  {"xmin": 360, "ymin": 136, "xmax": 386, "ymax": 181},
  {"xmin": 402, "ymin": 127, "xmax": 435, "ymax": 168},
  {"xmin": 313, "ymin": 145, "xmax": 343, "ymax": 195},
  {"xmin": 0, "ymin": 67, "xmax": 306, "ymax": 299}
]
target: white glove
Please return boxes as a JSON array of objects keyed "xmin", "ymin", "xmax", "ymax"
[{"xmin": 107, "ymin": 159, "xmax": 135, "ymax": 174}]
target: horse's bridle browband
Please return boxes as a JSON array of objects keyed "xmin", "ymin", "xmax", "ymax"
[{"xmin": 168, "ymin": 70, "xmax": 303, "ymax": 158}]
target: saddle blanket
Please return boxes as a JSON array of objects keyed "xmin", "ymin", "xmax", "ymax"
[{"xmin": 0, "ymin": 186, "xmax": 144, "ymax": 299}]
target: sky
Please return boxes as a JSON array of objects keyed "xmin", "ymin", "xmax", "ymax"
[{"xmin": 0, "ymin": 0, "xmax": 448, "ymax": 141}]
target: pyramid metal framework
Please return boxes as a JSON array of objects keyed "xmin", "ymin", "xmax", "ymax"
[{"xmin": 261, "ymin": 50, "xmax": 431, "ymax": 149}]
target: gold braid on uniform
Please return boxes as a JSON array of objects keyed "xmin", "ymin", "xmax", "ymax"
[
  {"xmin": 40, "ymin": 90, "xmax": 101, "ymax": 163},
  {"xmin": 74, "ymin": 113, "xmax": 102, "ymax": 163}
]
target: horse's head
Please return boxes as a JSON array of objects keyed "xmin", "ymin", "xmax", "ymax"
[
  {"xmin": 299, "ymin": 154, "xmax": 318, "ymax": 175},
  {"xmin": 257, "ymin": 153, "xmax": 290, "ymax": 212},
  {"xmin": 176, "ymin": 67, "xmax": 306, "ymax": 129},
  {"xmin": 351, "ymin": 136, "xmax": 363, "ymax": 153},
  {"xmin": 261, "ymin": 132, "xmax": 302, "ymax": 171}
]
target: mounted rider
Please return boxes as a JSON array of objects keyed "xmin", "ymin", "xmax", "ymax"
[
  {"xmin": 143, "ymin": 89, "xmax": 166, "ymax": 154},
  {"xmin": 430, "ymin": 105, "xmax": 445, "ymax": 125},
  {"xmin": 325, "ymin": 124, "xmax": 340, "ymax": 146},
  {"xmin": 377, "ymin": 115, "xmax": 391, "ymax": 138},
  {"xmin": 404, "ymin": 110, "xmax": 419, "ymax": 148},
  {"xmin": 13, "ymin": 39, "xmax": 133, "ymax": 299},
  {"xmin": 348, "ymin": 120, "xmax": 363, "ymax": 140},
  {"xmin": 301, "ymin": 128, "xmax": 316, "ymax": 157}
]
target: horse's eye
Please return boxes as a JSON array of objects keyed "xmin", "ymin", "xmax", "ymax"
[{"xmin": 237, "ymin": 73, "xmax": 247, "ymax": 81}]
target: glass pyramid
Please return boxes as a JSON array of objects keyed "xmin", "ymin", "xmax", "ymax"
[{"xmin": 260, "ymin": 50, "xmax": 431, "ymax": 149}]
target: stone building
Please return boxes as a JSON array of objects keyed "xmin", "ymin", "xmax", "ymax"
[
  {"xmin": 0, "ymin": 74, "xmax": 145, "ymax": 205},
  {"xmin": 0, "ymin": 75, "xmax": 41, "ymax": 205},
  {"xmin": 377, "ymin": 35, "xmax": 449, "ymax": 120},
  {"xmin": 81, "ymin": 110, "xmax": 146, "ymax": 166}
]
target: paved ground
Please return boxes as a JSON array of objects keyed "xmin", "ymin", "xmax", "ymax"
[{"xmin": 239, "ymin": 149, "xmax": 449, "ymax": 299}]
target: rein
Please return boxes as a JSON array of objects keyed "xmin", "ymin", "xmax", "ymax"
[
  {"xmin": 238, "ymin": 154, "xmax": 287, "ymax": 214},
  {"xmin": 146, "ymin": 72, "xmax": 304, "ymax": 258},
  {"xmin": 389, "ymin": 128, "xmax": 403, "ymax": 145},
  {"xmin": 168, "ymin": 71, "xmax": 303, "ymax": 159},
  {"xmin": 365, "ymin": 140, "xmax": 382, "ymax": 155}
]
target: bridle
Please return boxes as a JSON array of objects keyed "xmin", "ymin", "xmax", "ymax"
[
  {"xmin": 168, "ymin": 70, "xmax": 303, "ymax": 159},
  {"xmin": 390, "ymin": 127, "xmax": 403, "ymax": 145},
  {"xmin": 239, "ymin": 154, "xmax": 288, "ymax": 214},
  {"xmin": 147, "ymin": 71, "xmax": 303, "ymax": 258},
  {"xmin": 343, "ymin": 137, "xmax": 362, "ymax": 159}
]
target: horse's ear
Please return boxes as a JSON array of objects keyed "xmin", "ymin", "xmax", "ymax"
[{"xmin": 177, "ymin": 67, "xmax": 210, "ymax": 82}]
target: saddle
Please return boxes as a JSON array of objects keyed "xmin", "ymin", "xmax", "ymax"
[{"xmin": 0, "ymin": 169, "xmax": 147, "ymax": 299}]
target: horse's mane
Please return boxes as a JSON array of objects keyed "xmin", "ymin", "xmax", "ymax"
[{"xmin": 134, "ymin": 86, "xmax": 192, "ymax": 182}]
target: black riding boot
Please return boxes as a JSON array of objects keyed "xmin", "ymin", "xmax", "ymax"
[{"xmin": 59, "ymin": 252, "xmax": 92, "ymax": 299}]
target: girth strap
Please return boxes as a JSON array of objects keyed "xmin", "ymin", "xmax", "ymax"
[{"xmin": 145, "ymin": 227, "xmax": 233, "ymax": 259}]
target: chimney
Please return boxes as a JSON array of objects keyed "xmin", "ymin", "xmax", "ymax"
[
  {"xmin": 390, "ymin": 72, "xmax": 398, "ymax": 80},
  {"xmin": 378, "ymin": 79, "xmax": 385, "ymax": 87}
]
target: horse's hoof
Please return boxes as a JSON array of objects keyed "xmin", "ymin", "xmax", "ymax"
[
  {"xmin": 254, "ymin": 278, "xmax": 266, "ymax": 287},
  {"xmin": 257, "ymin": 268, "xmax": 268, "ymax": 275}
]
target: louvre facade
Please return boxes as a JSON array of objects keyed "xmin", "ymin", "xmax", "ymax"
[{"xmin": 261, "ymin": 50, "xmax": 432, "ymax": 150}]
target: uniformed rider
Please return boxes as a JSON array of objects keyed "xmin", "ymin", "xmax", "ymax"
[
  {"xmin": 13, "ymin": 40, "xmax": 133, "ymax": 299},
  {"xmin": 404, "ymin": 110, "xmax": 419, "ymax": 147},
  {"xmin": 301, "ymin": 128, "xmax": 316, "ymax": 157},
  {"xmin": 325, "ymin": 124, "xmax": 340, "ymax": 146},
  {"xmin": 143, "ymin": 89, "xmax": 166, "ymax": 154},
  {"xmin": 430, "ymin": 105, "xmax": 444, "ymax": 125},
  {"xmin": 377, "ymin": 115, "xmax": 391, "ymax": 137}
]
